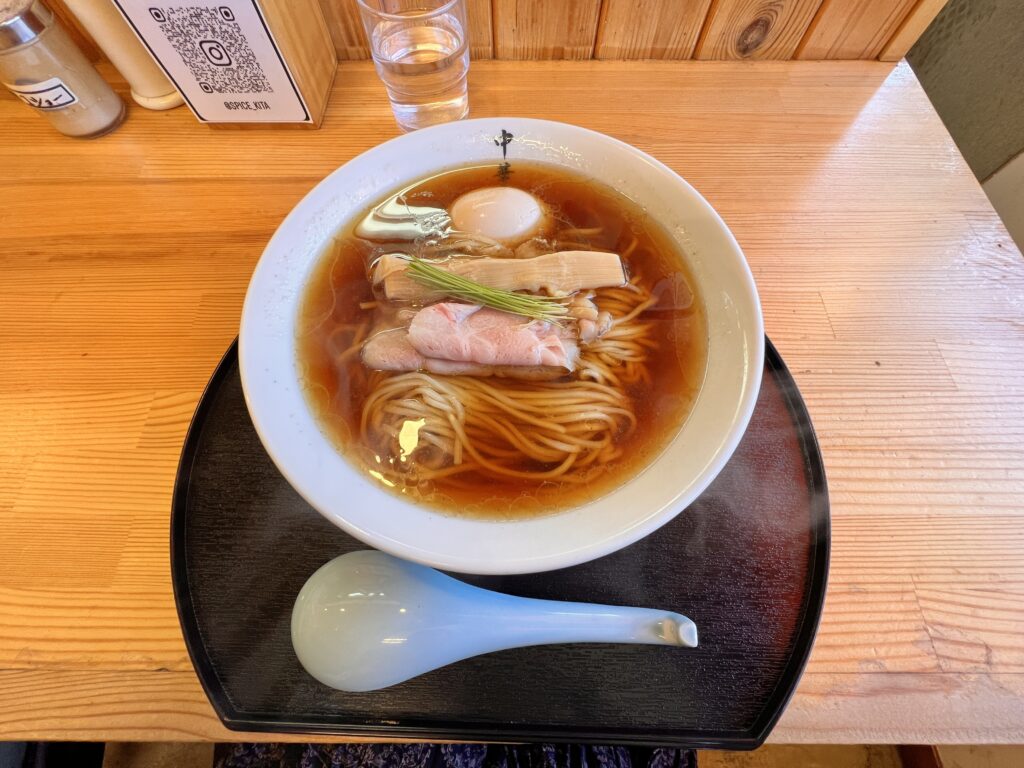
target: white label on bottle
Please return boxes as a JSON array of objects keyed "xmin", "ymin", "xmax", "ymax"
[
  {"xmin": 110, "ymin": 1, "xmax": 312, "ymax": 123},
  {"xmin": 5, "ymin": 77, "xmax": 79, "ymax": 110}
]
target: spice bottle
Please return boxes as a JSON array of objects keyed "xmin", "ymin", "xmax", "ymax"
[
  {"xmin": 63, "ymin": 0, "xmax": 182, "ymax": 110},
  {"xmin": 0, "ymin": 0, "xmax": 125, "ymax": 137}
]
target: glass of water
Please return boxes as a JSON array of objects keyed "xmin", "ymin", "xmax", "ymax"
[{"xmin": 357, "ymin": 0, "xmax": 470, "ymax": 132}]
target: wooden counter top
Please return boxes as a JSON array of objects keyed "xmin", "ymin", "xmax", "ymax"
[{"xmin": 1, "ymin": 60, "xmax": 1022, "ymax": 744}]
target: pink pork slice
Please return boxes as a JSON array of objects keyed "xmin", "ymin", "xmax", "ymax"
[
  {"xmin": 361, "ymin": 329, "xmax": 569, "ymax": 381},
  {"xmin": 407, "ymin": 303, "xmax": 578, "ymax": 370}
]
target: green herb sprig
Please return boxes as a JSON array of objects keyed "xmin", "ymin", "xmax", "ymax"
[{"xmin": 404, "ymin": 256, "xmax": 570, "ymax": 324}]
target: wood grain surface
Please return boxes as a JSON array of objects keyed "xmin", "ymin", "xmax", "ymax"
[
  {"xmin": 878, "ymin": 0, "xmax": 949, "ymax": 62},
  {"xmin": 595, "ymin": 0, "xmax": 713, "ymax": 60},
  {"xmin": 318, "ymin": 0, "xmax": 373, "ymax": 60},
  {"xmin": 466, "ymin": 0, "xmax": 495, "ymax": 58},
  {"xmin": 696, "ymin": 0, "xmax": 823, "ymax": 60},
  {"xmin": 1, "ymin": 60, "xmax": 1023, "ymax": 743},
  {"xmin": 797, "ymin": 0, "xmax": 919, "ymax": 59},
  {"xmin": 493, "ymin": 0, "xmax": 604, "ymax": 59},
  {"xmin": 259, "ymin": 0, "xmax": 338, "ymax": 125},
  {"xmin": 45, "ymin": 0, "xmax": 947, "ymax": 62}
]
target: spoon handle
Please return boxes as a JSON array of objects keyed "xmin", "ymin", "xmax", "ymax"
[{"xmin": 482, "ymin": 596, "xmax": 698, "ymax": 649}]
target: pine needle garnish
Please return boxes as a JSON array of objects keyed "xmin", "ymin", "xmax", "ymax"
[{"xmin": 404, "ymin": 256, "xmax": 570, "ymax": 324}]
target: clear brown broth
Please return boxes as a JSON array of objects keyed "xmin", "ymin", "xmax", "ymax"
[{"xmin": 297, "ymin": 162, "xmax": 707, "ymax": 518}]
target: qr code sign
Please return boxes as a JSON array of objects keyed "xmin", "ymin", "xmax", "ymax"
[
  {"xmin": 150, "ymin": 5, "xmax": 273, "ymax": 94},
  {"xmin": 112, "ymin": 0, "xmax": 309, "ymax": 122}
]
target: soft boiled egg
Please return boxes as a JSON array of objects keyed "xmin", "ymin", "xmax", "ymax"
[{"xmin": 449, "ymin": 187, "xmax": 549, "ymax": 246}]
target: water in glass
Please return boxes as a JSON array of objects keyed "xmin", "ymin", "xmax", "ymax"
[{"xmin": 371, "ymin": 15, "xmax": 469, "ymax": 131}]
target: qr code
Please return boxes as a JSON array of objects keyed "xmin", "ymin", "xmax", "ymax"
[{"xmin": 150, "ymin": 6, "xmax": 273, "ymax": 95}]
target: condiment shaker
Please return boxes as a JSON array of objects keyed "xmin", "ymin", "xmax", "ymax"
[
  {"xmin": 0, "ymin": 0, "xmax": 124, "ymax": 137},
  {"xmin": 64, "ymin": 0, "xmax": 182, "ymax": 110}
]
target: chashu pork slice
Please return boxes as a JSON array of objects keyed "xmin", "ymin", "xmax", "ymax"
[
  {"xmin": 361, "ymin": 328, "xmax": 570, "ymax": 381},
  {"xmin": 407, "ymin": 303, "xmax": 578, "ymax": 370},
  {"xmin": 361, "ymin": 302, "xmax": 579, "ymax": 380}
]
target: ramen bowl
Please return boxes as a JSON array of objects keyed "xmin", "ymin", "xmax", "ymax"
[{"xmin": 240, "ymin": 118, "xmax": 763, "ymax": 575}]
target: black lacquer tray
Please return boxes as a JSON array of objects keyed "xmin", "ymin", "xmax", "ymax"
[{"xmin": 171, "ymin": 338, "xmax": 829, "ymax": 748}]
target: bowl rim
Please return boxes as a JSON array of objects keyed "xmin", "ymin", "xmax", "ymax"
[{"xmin": 240, "ymin": 117, "xmax": 764, "ymax": 574}]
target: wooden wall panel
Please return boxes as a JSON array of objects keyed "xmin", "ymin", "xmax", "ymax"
[
  {"xmin": 39, "ymin": 0, "xmax": 950, "ymax": 66},
  {"xmin": 595, "ymin": 0, "xmax": 713, "ymax": 60},
  {"xmin": 797, "ymin": 0, "xmax": 920, "ymax": 60},
  {"xmin": 697, "ymin": 0, "xmax": 824, "ymax": 60},
  {"xmin": 319, "ymin": 0, "xmax": 370, "ymax": 59},
  {"xmin": 466, "ymin": 0, "xmax": 495, "ymax": 58},
  {"xmin": 493, "ymin": 0, "xmax": 603, "ymax": 59},
  {"xmin": 317, "ymin": 0, "xmax": 493, "ymax": 60},
  {"xmin": 878, "ymin": 0, "xmax": 949, "ymax": 62}
]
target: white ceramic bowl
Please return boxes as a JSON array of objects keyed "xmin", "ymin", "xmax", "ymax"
[{"xmin": 240, "ymin": 118, "xmax": 763, "ymax": 575}]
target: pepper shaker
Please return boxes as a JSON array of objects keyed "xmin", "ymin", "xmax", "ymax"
[{"xmin": 0, "ymin": 0, "xmax": 125, "ymax": 137}]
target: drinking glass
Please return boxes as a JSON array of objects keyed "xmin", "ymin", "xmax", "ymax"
[{"xmin": 357, "ymin": 0, "xmax": 470, "ymax": 132}]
